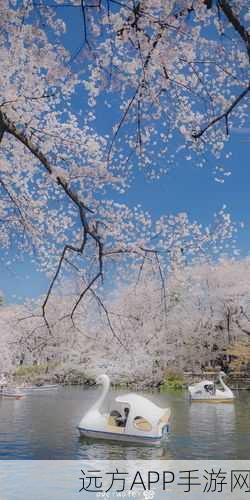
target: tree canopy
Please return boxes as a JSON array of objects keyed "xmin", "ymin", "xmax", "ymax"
[{"xmin": 0, "ymin": 1, "xmax": 249, "ymax": 329}]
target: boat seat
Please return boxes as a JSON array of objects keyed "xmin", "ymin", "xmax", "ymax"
[
  {"xmin": 107, "ymin": 415, "xmax": 119, "ymax": 426},
  {"xmin": 134, "ymin": 417, "xmax": 152, "ymax": 431},
  {"xmin": 159, "ymin": 413, "xmax": 170, "ymax": 424},
  {"xmin": 107, "ymin": 415, "xmax": 125, "ymax": 432}
]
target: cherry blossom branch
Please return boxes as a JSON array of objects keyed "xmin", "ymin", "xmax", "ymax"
[
  {"xmin": 0, "ymin": 178, "xmax": 28, "ymax": 231},
  {"xmin": 218, "ymin": 0, "xmax": 250, "ymax": 60},
  {"xmin": 70, "ymin": 256, "xmax": 103, "ymax": 319},
  {"xmin": 0, "ymin": 93, "xmax": 56, "ymax": 109},
  {"xmin": 107, "ymin": 84, "xmax": 140, "ymax": 163},
  {"xmin": 155, "ymin": 252, "xmax": 167, "ymax": 315},
  {"xmin": 42, "ymin": 222, "xmax": 87, "ymax": 321},
  {"xmin": 0, "ymin": 111, "xmax": 93, "ymax": 214},
  {"xmin": 192, "ymin": 84, "xmax": 250, "ymax": 139},
  {"xmin": 107, "ymin": 24, "xmax": 166, "ymax": 161},
  {"xmin": 87, "ymin": 288, "xmax": 130, "ymax": 350},
  {"xmin": 0, "ymin": 110, "xmax": 106, "ymax": 331},
  {"xmin": 235, "ymin": 318, "xmax": 250, "ymax": 336},
  {"xmin": 61, "ymin": 257, "xmax": 128, "ymax": 349}
]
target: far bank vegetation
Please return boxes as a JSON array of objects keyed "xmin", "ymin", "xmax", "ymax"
[{"xmin": 1, "ymin": 259, "xmax": 250, "ymax": 386}]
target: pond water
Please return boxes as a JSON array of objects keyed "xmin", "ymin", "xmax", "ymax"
[{"xmin": 0, "ymin": 386, "xmax": 249, "ymax": 459}]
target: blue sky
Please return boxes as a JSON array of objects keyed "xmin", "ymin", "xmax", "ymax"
[{"xmin": 1, "ymin": 6, "xmax": 249, "ymax": 304}]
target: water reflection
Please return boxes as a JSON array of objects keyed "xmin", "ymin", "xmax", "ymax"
[
  {"xmin": 183, "ymin": 402, "xmax": 236, "ymax": 459},
  {"xmin": 77, "ymin": 436, "xmax": 171, "ymax": 460},
  {"xmin": 189, "ymin": 401, "xmax": 236, "ymax": 433}
]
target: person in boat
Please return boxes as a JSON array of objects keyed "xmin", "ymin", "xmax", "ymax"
[
  {"xmin": 204, "ymin": 383, "xmax": 215, "ymax": 394},
  {"xmin": 115, "ymin": 407, "xmax": 130, "ymax": 427}
]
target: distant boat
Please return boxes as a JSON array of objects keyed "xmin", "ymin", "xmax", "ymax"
[
  {"xmin": 0, "ymin": 390, "xmax": 25, "ymax": 400},
  {"xmin": 0, "ymin": 373, "xmax": 25, "ymax": 399},
  {"xmin": 15, "ymin": 384, "xmax": 59, "ymax": 393},
  {"xmin": 188, "ymin": 371, "xmax": 235, "ymax": 402}
]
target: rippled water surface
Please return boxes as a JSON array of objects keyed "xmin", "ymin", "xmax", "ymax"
[{"xmin": 0, "ymin": 386, "xmax": 249, "ymax": 459}]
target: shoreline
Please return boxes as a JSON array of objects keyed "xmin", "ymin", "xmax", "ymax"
[{"xmin": 7, "ymin": 367, "xmax": 250, "ymax": 391}]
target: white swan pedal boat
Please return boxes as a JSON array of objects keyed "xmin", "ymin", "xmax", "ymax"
[
  {"xmin": 188, "ymin": 371, "xmax": 235, "ymax": 402},
  {"xmin": 0, "ymin": 374, "xmax": 25, "ymax": 399},
  {"xmin": 0, "ymin": 389, "xmax": 25, "ymax": 399},
  {"xmin": 78, "ymin": 374, "xmax": 171, "ymax": 445}
]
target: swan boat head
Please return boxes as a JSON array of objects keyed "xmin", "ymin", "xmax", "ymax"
[
  {"xmin": 95, "ymin": 374, "xmax": 110, "ymax": 387},
  {"xmin": 78, "ymin": 373, "xmax": 171, "ymax": 445}
]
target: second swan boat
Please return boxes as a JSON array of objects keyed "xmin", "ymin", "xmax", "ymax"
[{"xmin": 188, "ymin": 371, "xmax": 235, "ymax": 402}]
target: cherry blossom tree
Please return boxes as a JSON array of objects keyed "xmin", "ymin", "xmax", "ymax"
[
  {"xmin": 70, "ymin": 0, "xmax": 249, "ymax": 171},
  {"xmin": 0, "ymin": 0, "xmax": 249, "ymax": 336},
  {"xmin": 1, "ymin": 257, "xmax": 249, "ymax": 380},
  {"xmin": 86, "ymin": 258, "xmax": 250, "ymax": 382}
]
